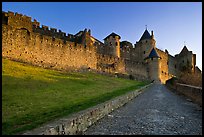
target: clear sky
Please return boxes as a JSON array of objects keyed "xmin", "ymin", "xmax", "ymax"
[{"xmin": 2, "ymin": 2, "xmax": 202, "ymax": 71}]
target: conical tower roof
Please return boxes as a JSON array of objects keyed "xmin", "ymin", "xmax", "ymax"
[
  {"xmin": 145, "ymin": 48, "xmax": 160, "ymax": 60},
  {"xmin": 179, "ymin": 46, "xmax": 189, "ymax": 55},
  {"xmin": 139, "ymin": 29, "xmax": 151, "ymax": 41}
]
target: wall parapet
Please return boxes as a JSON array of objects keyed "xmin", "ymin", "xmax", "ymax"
[
  {"xmin": 166, "ymin": 80, "xmax": 202, "ymax": 107},
  {"xmin": 176, "ymin": 83, "xmax": 202, "ymax": 90},
  {"xmin": 33, "ymin": 25, "xmax": 70, "ymax": 41}
]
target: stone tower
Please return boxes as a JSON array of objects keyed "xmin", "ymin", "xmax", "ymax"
[
  {"xmin": 175, "ymin": 45, "xmax": 196, "ymax": 73},
  {"xmin": 81, "ymin": 28, "xmax": 92, "ymax": 48},
  {"xmin": 103, "ymin": 32, "xmax": 121, "ymax": 58},
  {"xmin": 136, "ymin": 29, "xmax": 156, "ymax": 60},
  {"xmin": 145, "ymin": 47, "xmax": 161, "ymax": 82}
]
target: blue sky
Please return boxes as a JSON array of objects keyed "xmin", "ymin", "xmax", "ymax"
[{"xmin": 2, "ymin": 2, "xmax": 202, "ymax": 70}]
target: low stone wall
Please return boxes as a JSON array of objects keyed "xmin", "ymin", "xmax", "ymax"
[
  {"xmin": 166, "ymin": 81, "xmax": 202, "ymax": 107},
  {"xmin": 22, "ymin": 83, "xmax": 153, "ymax": 135},
  {"xmin": 175, "ymin": 83, "xmax": 202, "ymax": 106}
]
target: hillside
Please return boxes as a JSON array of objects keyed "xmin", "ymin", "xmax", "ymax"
[{"xmin": 2, "ymin": 58, "xmax": 149, "ymax": 135}]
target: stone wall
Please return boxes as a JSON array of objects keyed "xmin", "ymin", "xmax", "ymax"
[
  {"xmin": 2, "ymin": 24, "xmax": 98, "ymax": 71},
  {"xmin": 22, "ymin": 83, "xmax": 153, "ymax": 135},
  {"xmin": 124, "ymin": 60, "xmax": 148, "ymax": 81},
  {"xmin": 96, "ymin": 54, "xmax": 125, "ymax": 74},
  {"xmin": 176, "ymin": 83, "xmax": 202, "ymax": 106},
  {"xmin": 5, "ymin": 11, "xmax": 33, "ymax": 32},
  {"xmin": 166, "ymin": 79, "xmax": 202, "ymax": 107},
  {"xmin": 156, "ymin": 48, "xmax": 170, "ymax": 84},
  {"xmin": 2, "ymin": 10, "xmax": 199, "ymax": 84},
  {"xmin": 168, "ymin": 54, "xmax": 177, "ymax": 77}
]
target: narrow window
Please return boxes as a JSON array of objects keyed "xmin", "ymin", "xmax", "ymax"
[{"xmin": 144, "ymin": 51, "xmax": 145, "ymax": 54}]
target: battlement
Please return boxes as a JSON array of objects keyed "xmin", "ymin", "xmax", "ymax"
[
  {"xmin": 32, "ymin": 24, "xmax": 92, "ymax": 43},
  {"xmin": 6, "ymin": 11, "xmax": 32, "ymax": 22},
  {"xmin": 3, "ymin": 11, "xmax": 85, "ymax": 43},
  {"xmin": 2, "ymin": 10, "xmax": 199, "ymax": 83},
  {"xmin": 2, "ymin": 11, "xmax": 34, "ymax": 32},
  {"xmin": 33, "ymin": 24, "xmax": 69, "ymax": 40}
]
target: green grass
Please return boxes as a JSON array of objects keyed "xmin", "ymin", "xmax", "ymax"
[{"xmin": 2, "ymin": 58, "xmax": 149, "ymax": 135}]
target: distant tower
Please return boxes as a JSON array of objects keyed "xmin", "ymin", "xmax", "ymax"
[
  {"xmin": 103, "ymin": 32, "xmax": 121, "ymax": 58},
  {"xmin": 145, "ymin": 48, "xmax": 161, "ymax": 83},
  {"xmin": 175, "ymin": 45, "xmax": 196, "ymax": 73}
]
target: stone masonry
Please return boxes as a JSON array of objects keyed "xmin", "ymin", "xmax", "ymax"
[{"xmin": 2, "ymin": 11, "xmax": 199, "ymax": 83}]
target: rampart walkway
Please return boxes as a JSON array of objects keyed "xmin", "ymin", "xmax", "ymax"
[{"xmin": 84, "ymin": 84, "xmax": 202, "ymax": 135}]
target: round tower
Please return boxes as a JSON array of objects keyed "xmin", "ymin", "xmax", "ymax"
[
  {"xmin": 104, "ymin": 32, "xmax": 121, "ymax": 58},
  {"xmin": 145, "ymin": 48, "xmax": 161, "ymax": 83}
]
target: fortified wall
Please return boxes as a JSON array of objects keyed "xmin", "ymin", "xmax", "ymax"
[
  {"xmin": 2, "ymin": 11, "xmax": 199, "ymax": 83},
  {"xmin": 2, "ymin": 11, "xmax": 148, "ymax": 80},
  {"xmin": 2, "ymin": 11, "xmax": 98, "ymax": 72}
]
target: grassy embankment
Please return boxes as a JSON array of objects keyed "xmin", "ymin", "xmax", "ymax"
[{"xmin": 2, "ymin": 58, "xmax": 149, "ymax": 135}]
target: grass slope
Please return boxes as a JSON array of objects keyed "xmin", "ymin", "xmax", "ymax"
[{"xmin": 2, "ymin": 58, "xmax": 149, "ymax": 135}]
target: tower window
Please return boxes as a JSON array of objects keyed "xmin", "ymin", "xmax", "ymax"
[
  {"xmin": 144, "ymin": 51, "xmax": 145, "ymax": 54},
  {"xmin": 115, "ymin": 42, "xmax": 118, "ymax": 46},
  {"xmin": 175, "ymin": 65, "xmax": 177, "ymax": 68},
  {"xmin": 183, "ymin": 60, "xmax": 184, "ymax": 63},
  {"xmin": 151, "ymin": 57, "xmax": 153, "ymax": 60}
]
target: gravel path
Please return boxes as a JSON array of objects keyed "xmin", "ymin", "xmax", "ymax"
[{"xmin": 84, "ymin": 83, "xmax": 202, "ymax": 135}]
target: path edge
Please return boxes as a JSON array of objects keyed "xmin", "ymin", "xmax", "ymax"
[{"xmin": 22, "ymin": 83, "xmax": 153, "ymax": 135}]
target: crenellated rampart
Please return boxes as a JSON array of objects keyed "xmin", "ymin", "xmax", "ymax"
[
  {"xmin": 2, "ymin": 11, "xmax": 98, "ymax": 72},
  {"xmin": 2, "ymin": 10, "xmax": 198, "ymax": 83}
]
